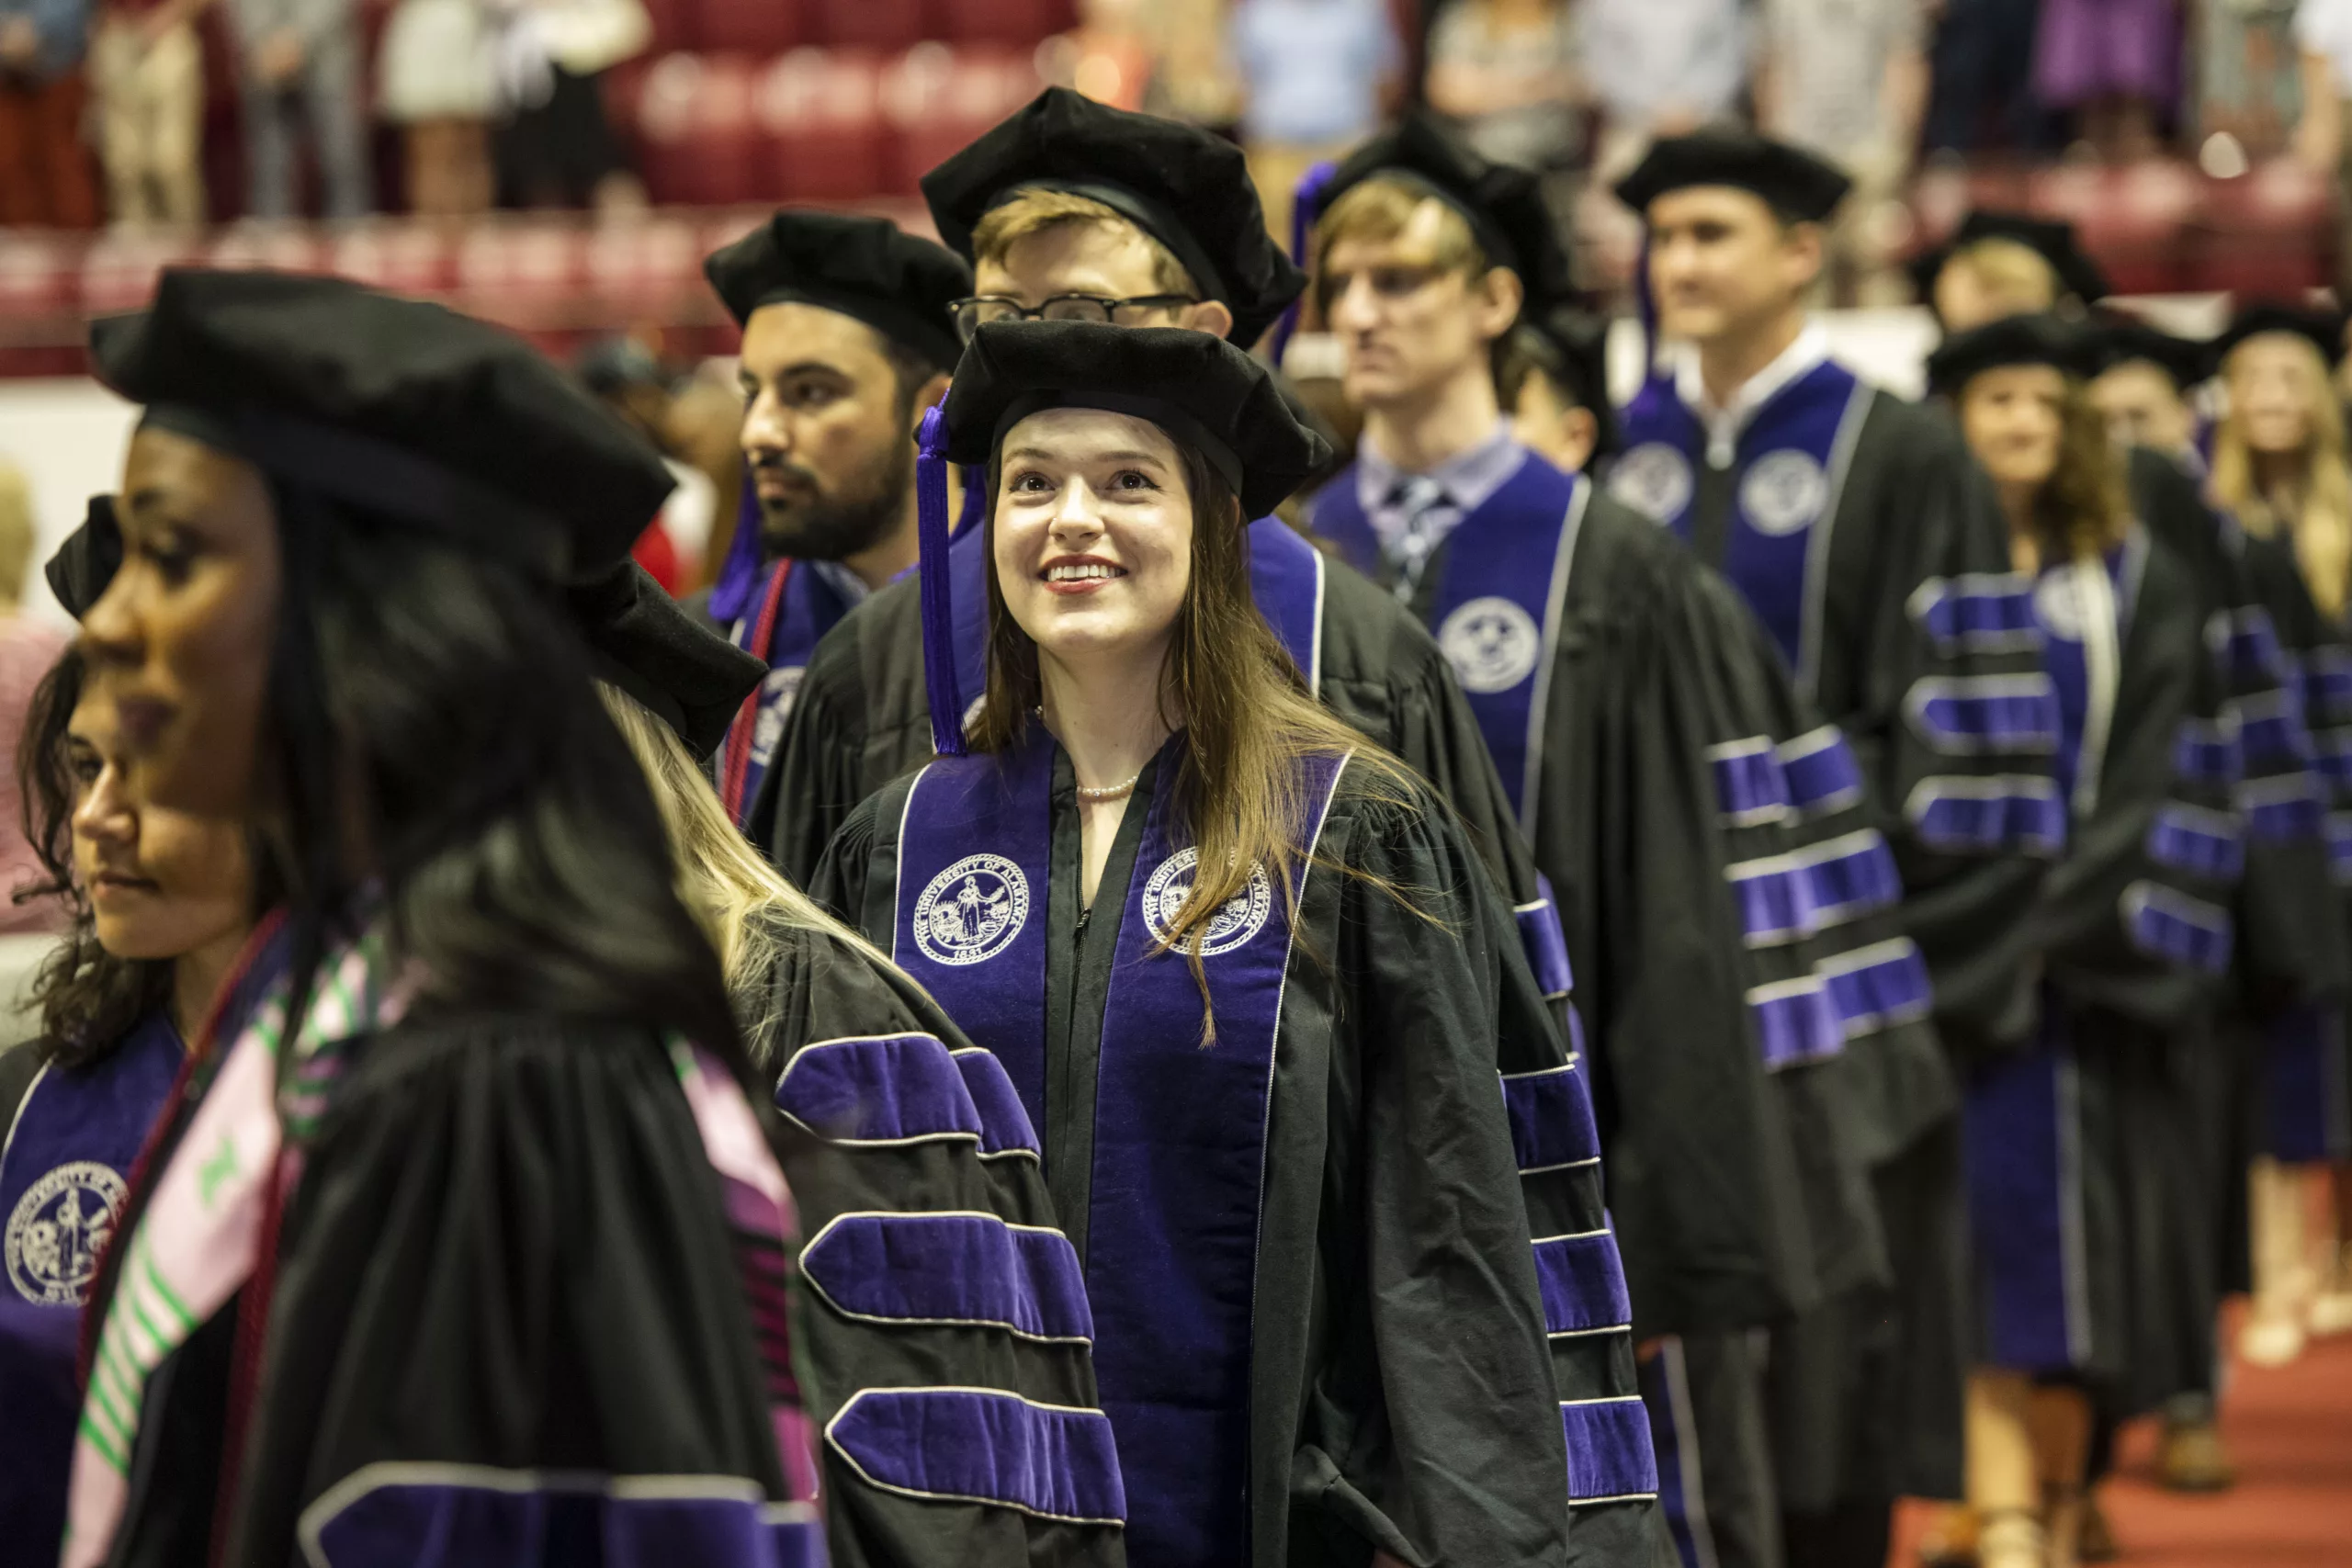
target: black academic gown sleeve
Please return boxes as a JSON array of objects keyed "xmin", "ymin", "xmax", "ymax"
[
  {"xmin": 169, "ymin": 1017, "xmax": 798, "ymax": 1568},
  {"xmin": 0, "ymin": 1038, "xmax": 41, "ymax": 1133},
  {"xmin": 740, "ymin": 915, "xmax": 1123, "ymax": 1568},
  {"xmin": 1817, "ymin": 398, "xmax": 2054, "ymax": 1076}
]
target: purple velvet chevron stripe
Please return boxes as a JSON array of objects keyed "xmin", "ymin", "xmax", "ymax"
[
  {"xmin": 1904, "ymin": 677, "xmax": 2063, "ymax": 756},
  {"xmin": 1708, "ymin": 739, "xmax": 1791, "ymax": 825},
  {"xmin": 1749, "ymin": 979, "xmax": 1844, "ymax": 1069},
  {"xmin": 2238, "ymin": 775, "xmax": 2326, "ymax": 842},
  {"xmin": 2233, "ymin": 689, "xmax": 2315, "ymax": 770},
  {"xmin": 1781, "ymin": 727, "xmax": 1865, "ymax": 816},
  {"xmin": 1907, "ymin": 777, "xmax": 2068, "ymax": 854},
  {"xmin": 2172, "ymin": 721, "xmax": 2245, "ymax": 788},
  {"xmin": 2218, "ymin": 607, "xmax": 2288, "ymax": 687},
  {"xmin": 800, "ymin": 1212, "xmax": 1091, "ymax": 1342},
  {"xmin": 1799, "ymin": 831, "xmax": 1902, "ymax": 925},
  {"xmin": 775, "ymin": 1034, "xmax": 982, "ymax": 1145},
  {"xmin": 827, "ymin": 1388, "xmax": 1126, "ymax": 1525},
  {"xmin": 1501, "ymin": 1063, "xmax": 1600, "ymax": 1173},
  {"xmin": 1516, "ymin": 892, "xmax": 1575, "ymax": 1000},
  {"xmin": 1963, "ymin": 1032, "xmax": 2086, "ymax": 1373},
  {"xmin": 1729, "ymin": 858, "xmax": 1820, "ymax": 947},
  {"xmin": 1533, "ymin": 1231, "xmax": 1633, "ymax": 1335},
  {"xmin": 304, "ymin": 1479, "xmax": 826, "ymax": 1568},
  {"xmin": 1821, "ymin": 941, "xmax": 1932, "ymax": 1037},
  {"xmin": 1559, "ymin": 1398, "xmax": 1660, "ymax": 1503},
  {"xmin": 950, "ymin": 1049, "xmax": 1041, "ymax": 1157},
  {"xmin": 2121, "ymin": 881, "xmax": 2233, "ymax": 974},
  {"xmin": 1911, "ymin": 574, "xmax": 2041, "ymax": 654},
  {"xmin": 2146, "ymin": 805, "xmax": 2245, "ymax": 883},
  {"xmin": 2305, "ymin": 648, "xmax": 2352, "ymax": 726},
  {"xmin": 2328, "ymin": 814, "xmax": 2352, "ymax": 885}
]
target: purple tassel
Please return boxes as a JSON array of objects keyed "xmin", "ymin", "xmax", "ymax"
[
  {"xmin": 1266, "ymin": 159, "xmax": 1338, "ymax": 369},
  {"xmin": 916, "ymin": 406, "xmax": 967, "ymax": 757},
  {"xmin": 709, "ymin": 476, "xmax": 766, "ymax": 624}
]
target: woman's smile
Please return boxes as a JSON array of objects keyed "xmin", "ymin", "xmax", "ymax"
[{"xmin": 1041, "ymin": 554, "xmax": 1128, "ymax": 594}]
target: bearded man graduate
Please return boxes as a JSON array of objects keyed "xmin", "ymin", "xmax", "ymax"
[
  {"xmin": 1300, "ymin": 113, "xmax": 1910, "ymax": 1568},
  {"xmin": 760, "ymin": 89, "xmax": 1551, "ymax": 963},
  {"xmin": 1609, "ymin": 130, "xmax": 2064, "ymax": 1566},
  {"xmin": 696, "ymin": 211, "xmax": 968, "ymax": 834}
]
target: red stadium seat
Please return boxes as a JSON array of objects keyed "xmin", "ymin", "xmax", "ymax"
[
  {"xmin": 761, "ymin": 49, "xmax": 890, "ymax": 203},
  {"xmin": 693, "ymin": 0, "xmax": 803, "ymax": 56},
  {"xmin": 584, "ymin": 216, "xmax": 706, "ymax": 317},
  {"xmin": 2188, "ymin": 159, "xmax": 2335, "ymax": 298},
  {"xmin": 809, "ymin": 0, "xmax": 927, "ymax": 51},
  {"xmin": 0, "ymin": 233, "xmax": 79, "ymax": 322},
  {"xmin": 639, "ymin": 0, "xmax": 696, "ymax": 51},
  {"xmin": 2031, "ymin": 161, "xmax": 2195, "ymax": 298},
  {"xmin": 933, "ymin": 0, "xmax": 1069, "ymax": 44},
  {"xmin": 884, "ymin": 43, "xmax": 1041, "ymax": 194},
  {"xmin": 329, "ymin": 222, "xmax": 455, "ymax": 296},
  {"xmin": 639, "ymin": 52, "xmax": 773, "ymax": 207},
  {"xmin": 206, "ymin": 223, "xmax": 324, "ymax": 275},
  {"xmin": 455, "ymin": 220, "xmax": 586, "ymax": 326},
  {"xmin": 78, "ymin": 232, "xmax": 200, "ymax": 315}
]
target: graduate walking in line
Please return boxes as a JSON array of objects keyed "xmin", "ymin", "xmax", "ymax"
[
  {"xmin": 1611, "ymin": 129, "xmax": 2062, "ymax": 1566},
  {"xmin": 813, "ymin": 319, "xmax": 1659, "ymax": 1567}
]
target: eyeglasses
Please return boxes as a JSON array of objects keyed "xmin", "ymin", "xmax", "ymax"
[{"xmin": 950, "ymin": 293, "xmax": 1201, "ymax": 342}]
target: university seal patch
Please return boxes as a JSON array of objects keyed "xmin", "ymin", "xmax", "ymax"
[
  {"xmin": 914, "ymin": 853, "xmax": 1031, "ymax": 965},
  {"xmin": 1609, "ymin": 441, "xmax": 1695, "ymax": 523},
  {"xmin": 1438, "ymin": 596, "xmax": 1543, "ymax": 694},
  {"xmin": 1739, "ymin": 450, "xmax": 1829, "ymax": 536},
  {"xmin": 6, "ymin": 1161, "xmax": 127, "ymax": 1306},
  {"xmin": 1143, "ymin": 848, "xmax": 1273, "ymax": 957}
]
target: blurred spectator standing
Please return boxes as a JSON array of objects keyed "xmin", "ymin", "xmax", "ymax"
[
  {"xmin": 489, "ymin": 0, "xmax": 649, "ymax": 211},
  {"xmin": 1924, "ymin": 0, "xmax": 2044, "ymax": 153},
  {"xmin": 1143, "ymin": 0, "xmax": 1239, "ymax": 125},
  {"xmin": 0, "ymin": 465, "xmax": 66, "ymax": 935},
  {"xmin": 1040, "ymin": 0, "xmax": 1156, "ymax": 111},
  {"xmin": 2034, "ymin": 0, "xmax": 2178, "ymax": 159},
  {"xmin": 230, "ymin": 0, "xmax": 373, "ymax": 217},
  {"xmin": 87, "ymin": 0, "xmax": 208, "ymax": 225},
  {"xmin": 0, "ymin": 0, "xmax": 100, "ymax": 227},
  {"xmin": 1757, "ymin": 0, "xmax": 1927, "ymax": 303},
  {"xmin": 2297, "ymin": 0, "xmax": 2352, "ymax": 298},
  {"xmin": 576, "ymin": 334, "xmax": 719, "ymax": 593},
  {"xmin": 2199, "ymin": 0, "xmax": 2302, "ymax": 162},
  {"xmin": 379, "ymin": 0, "xmax": 495, "ymax": 216},
  {"xmin": 1424, "ymin": 0, "xmax": 1583, "ymax": 244},
  {"xmin": 1579, "ymin": 0, "xmax": 1746, "ymax": 180},
  {"xmin": 1229, "ymin": 0, "xmax": 1400, "ymax": 243}
]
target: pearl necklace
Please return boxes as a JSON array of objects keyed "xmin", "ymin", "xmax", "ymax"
[{"xmin": 1074, "ymin": 772, "xmax": 1142, "ymax": 803}]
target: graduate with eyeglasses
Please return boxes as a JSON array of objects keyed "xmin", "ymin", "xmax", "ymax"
[{"xmin": 812, "ymin": 319, "xmax": 1660, "ymax": 1567}]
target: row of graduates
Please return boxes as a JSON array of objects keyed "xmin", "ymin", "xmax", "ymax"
[
  {"xmin": 0, "ymin": 125, "xmax": 1661, "ymax": 1568},
  {"xmin": 698, "ymin": 88, "xmax": 2352, "ymax": 1568}
]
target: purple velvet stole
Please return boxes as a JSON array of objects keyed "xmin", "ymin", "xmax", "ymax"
[
  {"xmin": 724, "ymin": 558, "xmax": 861, "ymax": 824},
  {"xmin": 1962, "ymin": 1002, "xmax": 2090, "ymax": 1372},
  {"xmin": 0, "ymin": 1013, "xmax": 182, "ymax": 1551},
  {"xmin": 1611, "ymin": 360, "xmax": 1871, "ymax": 689},
  {"xmin": 942, "ymin": 518, "xmax": 1329, "ymax": 734},
  {"xmin": 890, "ymin": 732, "xmax": 1347, "ymax": 1567}
]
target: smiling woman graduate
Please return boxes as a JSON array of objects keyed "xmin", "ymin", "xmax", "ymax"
[
  {"xmin": 812, "ymin": 319, "xmax": 1659, "ymax": 1568},
  {"xmin": 60, "ymin": 268, "xmax": 855, "ymax": 1568}
]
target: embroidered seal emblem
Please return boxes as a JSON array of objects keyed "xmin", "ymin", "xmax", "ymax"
[
  {"xmin": 751, "ymin": 666, "xmax": 806, "ymax": 767},
  {"xmin": 914, "ymin": 854, "xmax": 1030, "ymax": 965},
  {"xmin": 1143, "ymin": 848, "xmax": 1274, "ymax": 958},
  {"xmin": 1438, "ymin": 596, "xmax": 1543, "ymax": 694},
  {"xmin": 1738, "ymin": 450, "xmax": 1829, "ymax": 536},
  {"xmin": 1609, "ymin": 442, "xmax": 1694, "ymax": 522},
  {"xmin": 6, "ymin": 1161, "xmax": 127, "ymax": 1306},
  {"xmin": 2034, "ymin": 566, "xmax": 2090, "ymax": 643}
]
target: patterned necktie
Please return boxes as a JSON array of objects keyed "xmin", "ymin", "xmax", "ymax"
[{"xmin": 1384, "ymin": 474, "xmax": 1453, "ymax": 603}]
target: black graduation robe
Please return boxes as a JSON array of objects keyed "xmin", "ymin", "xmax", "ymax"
[
  {"xmin": 74, "ymin": 921, "xmax": 1125, "ymax": 1568},
  {"xmin": 813, "ymin": 739, "xmax": 1662, "ymax": 1568}
]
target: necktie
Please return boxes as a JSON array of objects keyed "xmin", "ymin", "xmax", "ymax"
[{"xmin": 1385, "ymin": 475, "xmax": 1453, "ymax": 603}]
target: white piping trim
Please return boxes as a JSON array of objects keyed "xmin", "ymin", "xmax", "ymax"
[
  {"xmin": 0, "ymin": 1059, "xmax": 53, "ymax": 1176},
  {"xmin": 888, "ymin": 764, "xmax": 937, "ymax": 967},
  {"xmin": 1795, "ymin": 378, "xmax": 1874, "ymax": 702},
  {"xmin": 1660, "ymin": 1339, "xmax": 1723, "ymax": 1568},
  {"xmin": 1520, "ymin": 479, "xmax": 1590, "ymax": 835}
]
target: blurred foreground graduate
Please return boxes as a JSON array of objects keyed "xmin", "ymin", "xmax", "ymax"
[
  {"xmin": 1611, "ymin": 129, "xmax": 2063, "ymax": 1565},
  {"xmin": 762, "ymin": 89, "xmax": 1559, "ymax": 976},
  {"xmin": 58, "ymin": 267, "xmax": 912, "ymax": 1568},
  {"xmin": 1298, "ymin": 114, "xmax": 1911, "ymax": 1568},
  {"xmin": 811, "ymin": 319, "xmax": 1659, "ymax": 1567},
  {"xmin": 0, "ymin": 501, "xmax": 252, "ymax": 1561},
  {"xmin": 572, "ymin": 560, "xmax": 1125, "ymax": 1567},
  {"xmin": 1929, "ymin": 314, "xmax": 2243, "ymax": 1568}
]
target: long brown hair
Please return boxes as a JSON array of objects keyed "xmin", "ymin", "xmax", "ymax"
[
  {"xmin": 1965, "ymin": 370, "xmax": 2132, "ymax": 567},
  {"xmin": 968, "ymin": 441, "xmax": 1419, "ymax": 1037},
  {"xmin": 2210, "ymin": 333, "xmax": 2352, "ymax": 615}
]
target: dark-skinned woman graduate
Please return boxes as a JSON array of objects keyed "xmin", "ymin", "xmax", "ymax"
[
  {"xmin": 62, "ymin": 268, "xmax": 1122, "ymax": 1568},
  {"xmin": 1928, "ymin": 314, "xmax": 2242, "ymax": 1568},
  {"xmin": 812, "ymin": 318, "xmax": 1662, "ymax": 1568},
  {"xmin": 0, "ymin": 499, "xmax": 258, "ymax": 1560}
]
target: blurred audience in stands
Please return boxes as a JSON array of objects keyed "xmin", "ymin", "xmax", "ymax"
[
  {"xmin": 0, "ymin": 0, "xmax": 100, "ymax": 227},
  {"xmin": 487, "ymin": 0, "xmax": 648, "ymax": 211},
  {"xmin": 1228, "ymin": 0, "xmax": 1400, "ymax": 241},
  {"xmin": 2033, "ymin": 0, "xmax": 2177, "ymax": 160},
  {"xmin": 379, "ymin": 0, "xmax": 495, "ymax": 216},
  {"xmin": 2199, "ymin": 0, "xmax": 2302, "ymax": 162},
  {"xmin": 1423, "ymin": 0, "xmax": 1582, "ymax": 237},
  {"xmin": 231, "ymin": 0, "xmax": 371, "ymax": 217},
  {"xmin": 1579, "ymin": 0, "xmax": 1746, "ymax": 180},
  {"xmin": 578, "ymin": 333, "xmax": 746, "ymax": 594},
  {"xmin": 0, "ymin": 463, "xmax": 66, "ymax": 934},
  {"xmin": 1924, "ymin": 0, "xmax": 2048, "ymax": 153},
  {"xmin": 2300, "ymin": 0, "xmax": 2352, "ymax": 296},
  {"xmin": 1037, "ymin": 0, "xmax": 1154, "ymax": 112},
  {"xmin": 89, "ymin": 0, "xmax": 208, "ymax": 225}
]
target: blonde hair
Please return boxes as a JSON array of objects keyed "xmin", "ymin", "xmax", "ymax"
[
  {"xmin": 2211, "ymin": 333, "xmax": 2352, "ymax": 615},
  {"xmin": 600, "ymin": 684, "xmax": 887, "ymax": 1067},
  {"xmin": 970, "ymin": 189, "xmax": 1195, "ymax": 295},
  {"xmin": 1310, "ymin": 177, "xmax": 1490, "ymax": 309},
  {"xmin": 1945, "ymin": 239, "xmax": 2061, "ymax": 317},
  {"xmin": 0, "ymin": 463, "xmax": 34, "ymax": 609}
]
